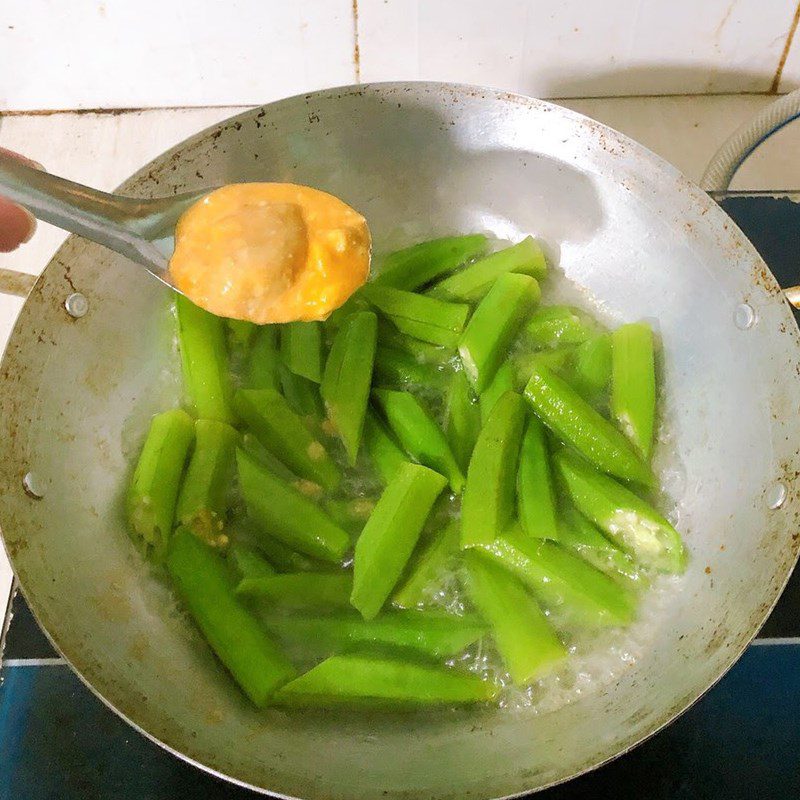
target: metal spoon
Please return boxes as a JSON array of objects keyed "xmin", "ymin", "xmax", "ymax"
[{"xmin": 0, "ymin": 149, "xmax": 210, "ymax": 289}]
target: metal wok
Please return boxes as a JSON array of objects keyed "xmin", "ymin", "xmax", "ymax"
[{"xmin": 1, "ymin": 83, "xmax": 799, "ymax": 799}]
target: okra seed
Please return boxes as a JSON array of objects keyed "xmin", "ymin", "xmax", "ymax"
[
  {"xmin": 22, "ymin": 471, "xmax": 44, "ymax": 499},
  {"xmin": 767, "ymin": 482, "xmax": 787, "ymax": 510},
  {"xmin": 733, "ymin": 303, "xmax": 755, "ymax": 330}
]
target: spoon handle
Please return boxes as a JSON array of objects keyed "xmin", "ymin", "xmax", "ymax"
[{"xmin": 0, "ymin": 150, "xmax": 168, "ymax": 270}]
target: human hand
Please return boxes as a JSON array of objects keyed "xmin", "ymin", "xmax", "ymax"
[{"xmin": 0, "ymin": 148, "xmax": 38, "ymax": 252}]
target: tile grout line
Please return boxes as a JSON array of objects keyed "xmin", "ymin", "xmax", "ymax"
[
  {"xmin": 771, "ymin": 0, "xmax": 800, "ymax": 93},
  {"xmin": 351, "ymin": 0, "xmax": 361, "ymax": 84}
]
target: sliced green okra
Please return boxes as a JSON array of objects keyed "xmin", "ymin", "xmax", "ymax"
[
  {"xmin": 237, "ymin": 573, "xmax": 353, "ymax": 609},
  {"xmin": 264, "ymin": 610, "xmax": 486, "ymax": 660},
  {"xmin": 373, "ymin": 346, "xmax": 450, "ymax": 389},
  {"xmin": 320, "ymin": 310, "xmax": 377, "ymax": 465},
  {"xmin": 373, "ymin": 234, "xmax": 489, "ymax": 290},
  {"xmin": 167, "ymin": 529, "xmax": 295, "ymax": 705},
  {"xmin": 524, "ymin": 305, "xmax": 598, "ymax": 349},
  {"xmin": 479, "ymin": 529, "xmax": 637, "ymax": 627},
  {"xmin": 249, "ymin": 530, "xmax": 325, "ymax": 574},
  {"xmin": 351, "ymin": 462, "xmax": 448, "ymax": 620},
  {"xmin": 226, "ymin": 318, "xmax": 258, "ymax": 349},
  {"xmin": 127, "ymin": 408, "xmax": 194, "ymax": 561},
  {"xmin": 523, "ymin": 358, "xmax": 653, "ymax": 487},
  {"xmin": 323, "ymin": 497, "xmax": 375, "ymax": 537},
  {"xmin": 445, "ymin": 370, "xmax": 482, "ymax": 472},
  {"xmin": 237, "ymin": 449, "xmax": 350, "ymax": 563},
  {"xmin": 273, "ymin": 653, "xmax": 498, "ymax": 706},
  {"xmin": 377, "ymin": 320, "xmax": 454, "ymax": 365},
  {"xmin": 373, "ymin": 389, "xmax": 464, "ymax": 492},
  {"xmin": 227, "ymin": 541, "xmax": 276, "ymax": 581},
  {"xmin": 459, "ymin": 273, "xmax": 541, "ymax": 392},
  {"xmin": 555, "ymin": 449, "xmax": 686, "ymax": 573},
  {"xmin": 513, "ymin": 346, "xmax": 576, "ymax": 388},
  {"xmin": 479, "ymin": 361, "xmax": 515, "ymax": 425},
  {"xmin": 516, "ymin": 415, "xmax": 559, "ymax": 541},
  {"xmin": 611, "ymin": 322, "xmax": 656, "ymax": 461},
  {"xmin": 428, "ymin": 237, "xmax": 547, "ymax": 302},
  {"xmin": 234, "ymin": 388, "xmax": 340, "ymax": 490},
  {"xmin": 239, "ymin": 431, "xmax": 297, "ymax": 481},
  {"xmin": 278, "ymin": 364, "xmax": 324, "ymax": 426},
  {"xmin": 558, "ymin": 507, "xmax": 645, "ymax": 592},
  {"xmin": 175, "ymin": 418, "xmax": 238, "ymax": 545},
  {"xmin": 363, "ymin": 408, "xmax": 409, "ymax": 484},
  {"xmin": 570, "ymin": 333, "xmax": 612, "ymax": 398},
  {"xmin": 464, "ymin": 551, "xmax": 566, "ymax": 683},
  {"xmin": 360, "ymin": 284, "xmax": 470, "ymax": 347},
  {"xmin": 461, "ymin": 391, "xmax": 526, "ymax": 548},
  {"xmin": 280, "ymin": 321, "xmax": 323, "ymax": 383},
  {"xmin": 245, "ymin": 325, "xmax": 281, "ymax": 392},
  {"xmin": 176, "ymin": 295, "xmax": 235, "ymax": 423},
  {"xmin": 393, "ymin": 519, "xmax": 460, "ymax": 609}
]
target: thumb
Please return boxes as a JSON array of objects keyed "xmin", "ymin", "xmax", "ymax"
[{"xmin": 0, "ymin": 148, "xmax": 42, "ymax": 253}]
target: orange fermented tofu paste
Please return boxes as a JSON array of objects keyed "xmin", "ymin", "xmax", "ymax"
[{"xmin": 169, "ymin": 183, "xmax": 371, "ymax": 323}]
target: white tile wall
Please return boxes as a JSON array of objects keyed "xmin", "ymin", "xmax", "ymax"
[
  {"xmin": 3, "ymin": 0, "xmax": 800, "ymax": 111},
  {"xmin": 0, "ymin": 0, "xmax": 355, "ymax": 110},
  {"xmin": 359, "ymin": 0, "xmax": 799, "ymax": 97}
]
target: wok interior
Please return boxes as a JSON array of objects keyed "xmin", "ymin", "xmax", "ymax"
[{"xmin": 2, "ymin": 85, "xmax": 800, "ymax": 799}]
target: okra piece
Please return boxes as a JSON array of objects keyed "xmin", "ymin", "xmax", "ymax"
[
  {"xmin": 176, "ymin": 295, "xmax": 234, "ymax": 423},
  {"xmin": 360, "ymin": 284, "xmax": 470, "ymax": 347},
  {"xmin": 279, "ymin": 364, "xmax": 324, "ymax": 425},
  {"xmin": 373, "ymin": 346, "xmax": 449, "ymax": 389},
  {"xmin": 393, "ymin": 519, "xmax": 460, "ymax": 609},
  {"xmin": 524, "ymin": 305, "xmax": 598, "ymax": 349},
  {"xmin": 559, "ymin": 507, "xmax": 644, "ymax": 592},
  {"xmin": 459, "ymin": 273, "xmax": 540, "ymax": 392},
  {"xmin": 513, "ymin": 346, "xmax": 575, "ymax": 387},
  {"xmin": 280, "ymin": 321, "xmax": 323, "ymax": 383},
  {"xmin": 523, "ymin": 358, "xmax": 653, "ymax": 487},
  {"xmin": 363, "ymin": 408, "xmax": 409, "ymax": 484},
  {"xmin": 373, "ymin": 389, "xmax": 464, "ymax": 492},
  {"xmin": 166, "ymin": 528, "xmax": 295, "ymax": 705},
  {"xmin": 227, "ymin": 542, "xmax": 276, "ymax": 580},
  {"xmin": 461, "ymin": 391, "xmax": 526, "ymax": 548},
  {"xmin": 570, "ymin": 333, "xmax": 612, "ymax": 398},
  {"xmin": 265, "ymin": 610, "xmax": 486, "ymax": 659},
  {"xmin": 237, "ymin": 573, "xmax": 353, "ymax": 609},
  {"xmin": 234, "ymin": 388, "xmax": 340, "ymax": 490},
  {"xmin": 320, "ymin": 310, "xmax": 377, "ymax": 465},
  {"xmin": 555, "ymin": 449, "xmax": 686, "ymax": 573},
  {"xmin": 351, "ymin": 462, "xmax": 448, "ymax": 620},
  {"xmin": 479, "ymin": 529, "xmax": 637, "ymax": 627},
  {"xmin": 273, "ymin": 653, "xmax": 498, "ymax": 706},
  {"xmin": 516, "ymin": 416, "xmax": 559, "ymax": 541},
  {"xmin": 237, "ymin": 449, "xmax": 350, "ymax": 563},
  {"xmin": 373, "ymin": 233, "xmax": 489, "ymax": 290},
  {"xmin": 324, "ymin": 497, "xmax": 375, "ymax": 536},
  {"xmin": 611, "ymin": 322, "xmax": 656, "ymax": 461},
  {"xmin": 479, "ymin": 361, "xmax": 515, "ymax": 425},
  {"xmin": 175, "ymin": 419, "xmax": 238, "ymax": 543},
  {"xmin": 239, "ymin": 431, "xmax": 297, "ymax": 481},
  {"xmin": 377, "ymin": 320, "xmax": 453, "ymax": 365},
  {"xmin": 245, "ymin": 325, "xmax": 281, "ymax": 392},
  {"xmin": 127, "ymin": 409, "xmax": 194, "ymax": 561},
  {"xmin": 250, "ymin": 531, "xmax": 324, "ymax": 574},
  {"xmin": 445, "ymin": 370, "xmax": 482, "ymax": 472},
  {"xmin": 226, "ymin": 318, "xmax": 257, "ymax": 349},
  {"xmin": 428, "ymin": 237, "xmax": 547, "ymax": 302},
  {"xmin": 464, "ymin": 552, "xmax": 565, "ymax": 683}
]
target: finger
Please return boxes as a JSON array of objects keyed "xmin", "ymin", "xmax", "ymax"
[
  {"xmin": 0, "ymin": 148, "xmax": 43, "ymax": 252},
  {"xmin": 0, "ymin": 196, "xmax": 36, "ymax": 253}
]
